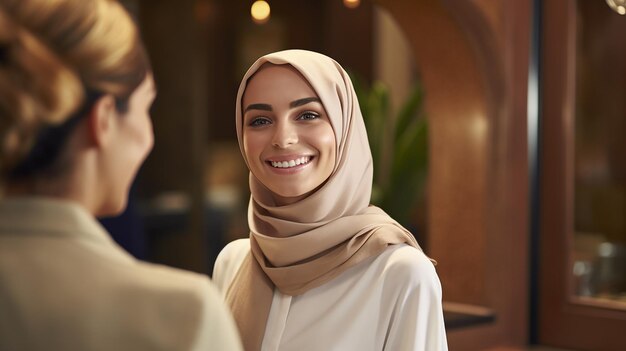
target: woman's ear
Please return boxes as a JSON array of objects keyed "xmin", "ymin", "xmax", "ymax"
[{"xmin": 87, "ymin": 95, "xmax": 117, "ymax": 147}]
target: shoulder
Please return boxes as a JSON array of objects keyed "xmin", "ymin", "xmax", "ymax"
[
  {"xmin": 216, "ymin": 238, "xmax": 251, "ymax": 265},
  {"xmin": 116, "ymin": 260, "xmax": 226, "ymax": 324},
  {"xmin": 212, "ymin": 238, "xmax": 250, "ymax": 293},
  {"xmin": 122, "ymin": 262, "xmax": 243, "ymax": 350},
  {"xmin": 125, "ymin": 261, "xmax": 221, "ymax": 315},
  {"xmin": 132, "ymin": 260, "xmax": 211, "ymax": 292},
  {"xmin": 376, "ymin": 247, "xmax": 448, "ymax": 349},
  {"xmin": 375, "ymin": 245, "xmax": 442, "ymax": 294}
]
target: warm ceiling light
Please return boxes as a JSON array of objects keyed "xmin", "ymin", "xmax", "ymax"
[
  {"xmin": 606, "ymin": 0, "xmax": 626, "ymax": 15},
  {"xmin": 251, "ymin": 0, "xmax": 271, "ymax": 24},
  {"xmin": 343, "ymin": 0, "xmax": 361, "ymax": 9}
]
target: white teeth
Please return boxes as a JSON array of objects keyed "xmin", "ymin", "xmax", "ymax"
[{"xmin": 270, "ymin": 156, "xmax": 310, "ymax": 168}]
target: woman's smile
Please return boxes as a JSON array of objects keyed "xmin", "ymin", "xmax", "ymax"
[
  {"xmin": 268, "ymin": 155, "xmax": 312, "ymax": 168},
  {"xmin": 266, "ymin": 154, "xmax": 314, "ymax": 172}
]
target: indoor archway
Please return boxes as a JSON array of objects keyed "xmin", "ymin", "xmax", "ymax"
[{"xmin": 374, "ymin": 0, "xmax": 531, "ymax": 349}]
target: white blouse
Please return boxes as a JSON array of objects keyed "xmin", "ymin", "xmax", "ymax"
[{"xmin": 213, "ymin": 239, "xmax": 448, "ymax": 351}]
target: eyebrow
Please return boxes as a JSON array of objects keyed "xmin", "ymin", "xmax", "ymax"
[
  {"xmin": 244, "ymin": 103, "xmax": 272, "ymax": 112},
  {"xmin": 290, "ymin": 97, "xmax": 321, "ymax": 108},
  {"xmin": 244, "ymin": 97, "xmax": 321, "ymax": 113}
]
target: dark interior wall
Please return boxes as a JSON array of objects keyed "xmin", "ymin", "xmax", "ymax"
[
  {"xmin": 128, "ymin": 0, "xmax": 210, "ymax": 272},
  {"xmin": 135, "ymin": 0, "xmax": 207, "ymax": 198}
]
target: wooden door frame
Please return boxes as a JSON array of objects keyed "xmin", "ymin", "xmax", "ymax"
[{"xmin": 538, "ymin": 0, "xmax": 626, "ymax": 349}]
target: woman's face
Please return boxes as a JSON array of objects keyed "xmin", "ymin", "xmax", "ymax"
[
  {"xmin": 98, "ymin": 75, "xmax": 156, "ymax": 216},
  {"xmin": 242, "ymin": 64, "xmax": 336, "ymax": 205}
]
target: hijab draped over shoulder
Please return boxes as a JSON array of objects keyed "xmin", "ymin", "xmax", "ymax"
[{"xmin": 226, "ymin": 49, "xmax": 423, "ymax": 351}]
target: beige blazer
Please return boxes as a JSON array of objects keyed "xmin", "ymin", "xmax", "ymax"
[{"xmin": 0, "ymin": 197, "xmax": 242, "ymax": 351}]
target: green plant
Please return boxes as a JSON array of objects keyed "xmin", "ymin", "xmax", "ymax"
[{"xmin": 351, "ymin": 74, "xmax": 428, "ymax": 226}]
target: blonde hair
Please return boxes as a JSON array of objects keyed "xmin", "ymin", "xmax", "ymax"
[{"xmin": 0, "ymin": 0, "xmax": 149, "ymax": 179}]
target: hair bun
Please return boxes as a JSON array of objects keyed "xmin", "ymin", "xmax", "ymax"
[
  {"xmin": 0, "ymin": 0, "xmax": 150, "ymax": 179},
  {"xmin": 0, "ymin": 7, "xmax": 84, "ymax": 175}
]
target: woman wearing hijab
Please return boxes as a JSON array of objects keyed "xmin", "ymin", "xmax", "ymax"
[
  {"xmin": 0, "ymin": 0, "xmax": 242, "ymax": 349},
  {"xmin": 213, "ymin": 49, "xmax": 448, "ymax": 351}
]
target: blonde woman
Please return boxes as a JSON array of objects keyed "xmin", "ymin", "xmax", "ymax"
[
  {"xmin": 0, "ymin": 0, "xmax": 241, "ymax": 350},
  {"xmin": 213, "ymin": 50, "xmax": 447, "ymax": 351}
]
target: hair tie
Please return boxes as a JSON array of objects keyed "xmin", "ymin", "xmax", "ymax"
[{"xmin": 8, "ymin": 90, "xmax": 103, "ymax": 179}]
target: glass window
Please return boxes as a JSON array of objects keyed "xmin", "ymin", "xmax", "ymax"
[{"xmin": 572, "ymin": 0, "xmax": 626, "ymax": 308}]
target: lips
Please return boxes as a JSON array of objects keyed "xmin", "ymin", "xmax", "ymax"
[{"xmin": 267, "ymin": 156, "xmax": 312, "ymax": 169}]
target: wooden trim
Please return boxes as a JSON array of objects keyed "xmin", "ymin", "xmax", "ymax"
[
  {"xmin": 538, "ymin": 0, "xmax": 626, "ymax": 349},
  {"xmin": 443, "ymin": 302, "xmax": 496, "ymax": 330}
]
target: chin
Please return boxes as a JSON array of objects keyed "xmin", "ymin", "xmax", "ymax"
[
  {"xmin": 269, "ymin": 182, "xmax": 309, "ymax": 197},
  {"xmin": 96, "ymin": 198, "xmax": 128, "ymax": 218}
]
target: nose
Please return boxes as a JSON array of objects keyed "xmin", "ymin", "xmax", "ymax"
[{"xmin": 272, "ymin": 121, "xmax": 298, "ymax": 148}]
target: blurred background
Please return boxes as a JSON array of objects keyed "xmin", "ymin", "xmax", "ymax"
[{"xmin": 100, "ymin": 0, "xmax": 625, "ymax": 350}]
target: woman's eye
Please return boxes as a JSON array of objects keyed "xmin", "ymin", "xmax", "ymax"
[
  {"xmin": 249, "ymin": 117, "xmax": 271, "ymax": 127},
  {"xmin": 298, "ymin": 112, "xmax": 320, "ymax": 120}
]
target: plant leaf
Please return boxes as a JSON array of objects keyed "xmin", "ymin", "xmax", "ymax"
[{"xmin": 395, "ymin": 81, "xmax": 424, "ymax": 141}]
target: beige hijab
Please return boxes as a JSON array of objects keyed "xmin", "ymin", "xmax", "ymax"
[{"xmin": 227, "ymin": 49, "xmax": 423, "ymax": 351}]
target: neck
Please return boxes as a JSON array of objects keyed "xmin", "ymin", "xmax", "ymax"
[{"xmin": 4, "ymin": 162, "xmax": 96, "ymax": 215}]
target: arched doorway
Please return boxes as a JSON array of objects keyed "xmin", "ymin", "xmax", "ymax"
[{"xmin": 376, "ymin": 0, "xmax": 531, "ymax": 349}]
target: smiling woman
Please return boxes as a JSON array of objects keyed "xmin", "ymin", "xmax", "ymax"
[{"xmin": 213, "ymin": 49, "xmax": 448, "ymax": 351}]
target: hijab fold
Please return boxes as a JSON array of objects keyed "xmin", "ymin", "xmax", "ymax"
[{"xmin": 226, "ymin": 50, "xmax": 424, "ymax": 351}]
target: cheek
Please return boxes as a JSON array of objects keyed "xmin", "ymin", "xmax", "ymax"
[
  {"xmin": 315, "ymin": 125, "xmax": 337, "ymax": 162},
  {"xmin": 243, "ymin": 133, "xmax": 264, "ymax": 163},
  {"xmin": 129, "ymin": 117, "xmax": 154, "ymax": 155},
  {"xmin": 142, "ymin": 118, "xmax": 154, "ymax": 153}
]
